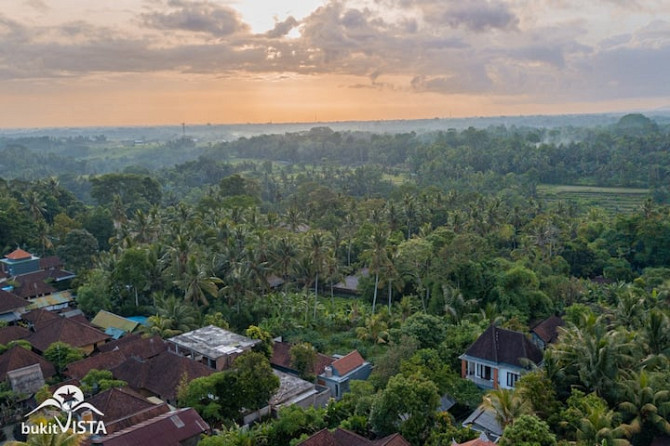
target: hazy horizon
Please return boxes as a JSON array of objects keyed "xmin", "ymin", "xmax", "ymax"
[{"xmin": 2, "ymin": 0, "xmax": 670, "ymax": 128}]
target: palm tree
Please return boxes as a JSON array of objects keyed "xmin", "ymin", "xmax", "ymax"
[
  {"xmin": 642, "ymin": 309, "xmax": 670, "ymax": 356},
  {"xmin": 153, "ymin": 292, "xmax": 199, "ymax": 334},
  {"xmin": 482, "ymin": 388, "xmax": 531, "ymax": 429},
  {"xmin": 23, "ymin": 190, "xmax": 47, "ymax": 222},
  {"xmin": 307, "ymin": 231, "xmax": 330, "ymax": 320},
  {"xmin": 575, "ymin": 403, "xmax": 630, "ymax": 446},
  {"xmin": 443, "ymin": 285, "xmax": 478, "ymax": 325},
  {"xmin": 362, "ymin": 227, "xmax": 391, "ymax": 314},
  {"xmin": 617, "ymin": 370, "xmax": 670, "ymax": 440},
  {"xmin": 175, "ymin": 256, "xmax": 222, "ymax": 307}
]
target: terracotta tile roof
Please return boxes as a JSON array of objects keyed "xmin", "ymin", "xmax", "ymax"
[
  {"xmin": 0, "ymin": 289, "xmax": 28, "ymax": 314},
  {"xmin": 0, "ymin": 345, "xmax": 56, "ymax": 380},
  {"xmin": 98, "ymin": 333, "xmax": 167, "ymax": 359},
  {"xmin": 453, "ymin": 434, "xmax": 497, "ymax": 446},
  {"xmin": 11, "ymin": 269, "xmax": 75, "ymax": 300},
  {"xmin": 531, "ymin": 315, "xmax": 565, "ymax": 345},
  {"xmin": 86, "ymin": 386, "xmax": 170, "ymax": 434},
  {"xmin": 111, "ymin": 350, "xmax": 213, "ymax": 401},
  {"xmin": 0, "ymin": 325, "xmax": 31, "ymax": 345},
  {"xmin": 463, "ymin": 325, "xmax": 543, "ymax": 368},
  {"xmin": 90, "ymin": 407, "xmax": 209, "ymax": 446},
  {"xmin": 5, "ymin": 248, "xmax": 32, "ymax": 260},
  {"xmin": 22, "ymin": 308, "xmax": 59, "ymax": 329},
  {"xmin": 271, "ymin": 341, "xmax": 334, "ymax": 375},
  {"xmin": 332, "ymin": 350, "xmax": 366, "ymax": 376},
  {"xmin": 299, "ymin": 429, "xmax": 410, "ymax": 446},
  {"xmin": 27, "ymin": 317, "xmax": 110, "ymax": 352},
  {"xmin": 65, "ymin": 350, "xmax": 128, "ymax": 380},
  {"xmin": 298, "ymin": 429, "xmax": 339, "ymax": 446}
]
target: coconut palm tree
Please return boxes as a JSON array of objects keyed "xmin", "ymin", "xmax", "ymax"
[
  {"xmin": 482, "ymin": 388, "xmax": 531, "ymax": 429},
  {"xmin": 617, "ymin": 370, "xmax": 670, "ymax": 441},
  {"xmin": 575, "ymin": 403, "xmax": 630, "ymax": 446},
  {"xmin": 362, "ymin": 226, "xmax": 391, "ymax": 314},
  {"xmin": 175, "ymin": 256, "xmax": 222, "ymax": 307}
]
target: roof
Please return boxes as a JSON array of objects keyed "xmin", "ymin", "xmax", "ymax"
[
  {"xmin": 299, "ymin": 429, "xmax": 410, "ymax": 446},
  {"xmin": 91, "ymin": 310, "xmax": 139, "ymax": 333},
  {"xmin": 0, "ymin": 345, "xmax": 56, "ymax": 380},
  {"xmin": 332, "ymin": 350, "xmax": 366, "ymax": 376},
  {"xmin": 463, "ymin": 325, "xmax": 543, "ymax": 368},
  {"xmin": 91, "ymin": 407, "xmax": 209, "ymax": 446},
  {"xmin": 98, "ymin": 333, "xmax": 167, "ymax": 359},
  {"xmin": 168, "ymin": 325, "xmax": 260, "ymax": 360},
  {"xmin": 11, "ymin": 271, "xmax": 57, "ymax": 299},
  {"xmin": 86, "ymin": 386, "xmax": 168, "ymax": 432},
  {"xmin": 27, "ymin": 291, "xmax": 74, "ymax": 310},
  {"xmin": 453, "ymin": 433, "xmax": 497, "ymax": 446},
  {"xmin": 333, "ymin": 268, "xmax": 369, "ymax": 293},
  {"xmin": 531, "ymin": 315, "xmax": 565, "ymax": 344},
  {"xmin": 270, "ymin": 369, "xmax": 317, "ymax": 408},
  {"xmin": 39, "ymin": 256, "xmax": 63, "ymax": 270},
  {"xmin": 4, "ymin": 248, "xmax": 33, "ymax": 261},
  {"xmin": 271, "ymin": 341, "xmax": 333, "ymax": 375},
  {"xmin": 7, "ymin": 363, "xmax": 45, "ymax": 394},
  {"xmin": 111, "ymin": 350, "xmax": 213, "ymax": 401},
  {"xmin": 0, "ymin": 289, "xmax": 28, "ymax": 314},
  {"xmin": 463, "ymin": 406, "xmax": 503, "ymax": 439},
  {"xmin": 65, "ymin": 350, "xmax": 128, "ymax": 379},
  {"xmin": 22, "ymin": 308, "xmax": 59, "ymax": 329},
  {"xmin": 27, "ymin": 317, "xmax": 110, "ymax": 352},
  {"xmin": 0, "ymin": 325, "xmax": 31, "ymax": 345}
]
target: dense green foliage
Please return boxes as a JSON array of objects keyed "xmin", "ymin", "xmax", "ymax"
[{"xmin": 1, "ymin": 115, "xmax": 669, "ymax": 445}]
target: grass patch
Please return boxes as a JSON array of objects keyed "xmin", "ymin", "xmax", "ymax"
[{"xmin": 537, "ymin": 184, "xmax": 650, "ymax": 213}]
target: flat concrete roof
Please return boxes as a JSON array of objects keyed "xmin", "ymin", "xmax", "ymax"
[{"xmin": 168, "ymin": 325, "xmax": 260, "ymax": 360}]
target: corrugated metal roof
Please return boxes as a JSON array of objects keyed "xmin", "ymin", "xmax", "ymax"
[{"xmin": 92, "ymin": 310, "xmax": 139, "ymax": 333}]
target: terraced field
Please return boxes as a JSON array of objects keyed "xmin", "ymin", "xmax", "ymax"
[{"xmin": 537, "ymin": 184, "xmax": 650, "ymax": 214}]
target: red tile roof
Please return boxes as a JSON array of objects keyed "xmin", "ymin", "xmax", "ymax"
[
  {"xmin": 5, "ymin": 248, "xmax": 32, "ymax": 260},
  {"xmin": 98, "ymin": 333, "xmax": 167, "ymax": 359},
  {"xmin": 12, "ymin": 269, "xmax": 75, "ymax": 299},
  {"xmin": 65, "ymin": 350, "xmax": 128, "ymax": 380},
  {"xmin": 0, "ymin": 325, "xmax": 31, "ymax": 345},
  {"xmin": 298, "ymin": 429, "xmax": 410, "ymax": 446},
  {"xmin": 332, "ymin": 350, "xmax": 366, "ymax": 376},
  {"xmin": 22, "ymin": 308, "xmax": 59, "ymax": 329},
  {"xmin": 271, "ymin": 341, "xmax": 334, "ymax": 375},
  {"xmin": 86, "ymin": 387, "xmax": 170, "ymax": 434},
  {"xmin": 453, "ymin": 434, "xmax": 497, "ymax": 446},
  {"xmin": 111, "ymin": 350, "xmax": 213, "ymax": 402},
  {"xmin": 27, "ymin": 317, "xmax": 110, "ymax": 352},
  {"xmin": 0, "ymin": 289, "xmax": 28, "ymax": 314},
  {"xmin": 0, "ymin": 345, "xmax": 56, "ymax": 380},
  {"xmin": 91, "ymin": 407, "xmax": 209, "ymax": 446}
]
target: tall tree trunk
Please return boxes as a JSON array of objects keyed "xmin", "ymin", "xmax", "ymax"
[
  {"xmin": 388, "ymin": 280, "xmax": 392, "ymax": 313},
  {"xmin": 372, "ymin": 273, "xmax": 379, "ymax": 314},
  {"xmin": 313, "ymin": 273, "xmax": 319, "ymax": 319}
]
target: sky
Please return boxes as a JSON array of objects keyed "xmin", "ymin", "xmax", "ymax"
[{"xmin": 1, "ymin": 0, "xmax": 670, "ymax": 127}]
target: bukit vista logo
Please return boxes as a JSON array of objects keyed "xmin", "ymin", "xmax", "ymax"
[{"xmin": 23, "ymin": 385, "xmax": 107, "ymax": 435}]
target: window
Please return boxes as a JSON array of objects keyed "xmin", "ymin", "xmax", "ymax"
[
  {"xmin": 477, "ymin": 364, "xmax": 492, "ymax": 380},
  {"xmin": 507, "ymin": 372, "xmax": 520, "ymax": 387}
]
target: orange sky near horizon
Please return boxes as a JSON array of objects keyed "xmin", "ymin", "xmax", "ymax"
[{"xmin": 1, "ymin": 0, "xmax": 670, "ymax": 128}]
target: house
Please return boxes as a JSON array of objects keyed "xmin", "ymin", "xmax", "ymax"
[
  {"xmin": 26, "ymin": 290, "xmax": 74, "ymax": 311},
  {"xmin": 0, "ymin": 248, "xmax": 40, "ymax": 276},
  {"xmin": 452, "ymin": 432, "xmax": 497, "ymax": 446},
  {"xmin": 318, "ymin": 350, "xmax": 372, "ymax": 400},
  {"xmin": 243, "ymin": 369, "xmax": 331, "ymax": 425},
  {"xmin": 91, "ymin": 310, "xmax": 140, "ymax": 339},
  {"xmin": 168, "ymin": 325, "xmax": 260, "ymax": 371},
  {"xmin": 21, "ymin": 308, "xmax": 59, "ymax": 330},
  {"xmin": 530, "ymin": 315, "xmax": 564, "ymax": 350},
  {"xmin": 459, "ymin": 325, "xmax": 543, "ymax": 390},
  {"xmin": 26, "ymin": 316, "xmax": 110, "ymax": 354},
  {"xmin": 98, "ymin": 333, "xmax": 167, "ymax": 360},
  {"xmin": 298, "ymin": 428, "xmax": 410, "ymax": 446},
  {"xmin": 7, "ymin": 363, "xmax": 46, "ymax": 394},
  {"xmin": 65, "ymin": 350, "xmax": 128, "ymax": 380},
  {"xmin": 271, "ymin": 341, "xmax": 334, "ymax": 376},
  {"xmin": 462, "ymin": 406, "xmax": 503, "ymax": 442},
  {"xmin": 0, "ymin": 344, "xmax": 56, "ymax": 382},
  {"xmin": 110, "ymin": 350, "xmax": 213, "ymax": 404},
  {"xmin": 86, "ymin": 387, "xmax": 171, "ymax": 434},
  {"xmin": 0, "ymin": 289, "xmax": 28, "ymax": 324},
  {"xmin": 333, "ymin": 268, "xmax": 369, "ymax": 295},
  {"xmin": 0, "ymin": 325, "xmax": 30, "ymax": 345},
  {"xmin": 90, "ymin": 407, "xmax": 209, "ymax": 446}
]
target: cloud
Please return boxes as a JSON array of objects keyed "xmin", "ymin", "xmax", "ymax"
[
  {"xmin": 142, "ymin": 0, "xmax": 248, "ymax": 36},
  {"xmin": 23, "ymin": 0, "xmax": 49, "ymax": 12},
  {"xmin": 265, "ymin": 16, "xmax": 298, "ymax": 38}
]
